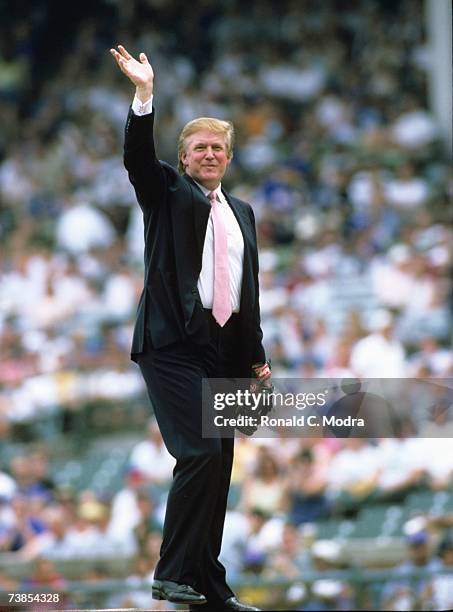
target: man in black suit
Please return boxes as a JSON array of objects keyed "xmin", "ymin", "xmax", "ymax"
[{"xmin": 110, "ymin": 45, "xmax": 270, "ymax": 611}]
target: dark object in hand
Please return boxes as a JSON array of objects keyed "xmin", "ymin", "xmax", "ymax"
[{"xmin": 235, "ymin": 361, "xmax": 274, "ymax": 436}]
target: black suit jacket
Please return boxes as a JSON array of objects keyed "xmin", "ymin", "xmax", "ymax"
[{"xmin": 124, "ymin": 108, "xmax": 266, "ymax": 377}]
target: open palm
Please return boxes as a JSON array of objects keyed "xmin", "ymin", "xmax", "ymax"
[{"xmin": 110, "ymin": 44, "xmax": 154, "ymax": 89}]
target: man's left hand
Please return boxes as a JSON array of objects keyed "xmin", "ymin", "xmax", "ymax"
[{"xmin": 251, "ymin": 361, "xmax": 272, "ymax": 382}]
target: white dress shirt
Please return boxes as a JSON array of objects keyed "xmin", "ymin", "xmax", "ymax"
[
  {"xmin": 131, "ymin": 94, "xmax": 244, "ymax": 312},
  {"xmin": 194, "ymin": 182, "xmax": 244, "ymax": 312}
]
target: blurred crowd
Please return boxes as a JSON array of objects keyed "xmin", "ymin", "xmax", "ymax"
[
  {"xmin": 0, "ymin": 0, "xmax": 451, "ymax": 609},
  {"xmin": 0, "ymin": 0, "xmax": 451, "ymax": 422},
  {"xmin": 0, "ymin": 422, "xmax": 453, "ymax": 609}
]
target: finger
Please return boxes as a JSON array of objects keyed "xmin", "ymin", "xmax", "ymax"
[
  {"xmin": 110, "ymin": 48, "xmax": 124, "ymax": 62},
  {"xmin": 118, "ymin": 59, "xmax": 128, "ymax": 73},
  {"xmin": 117, "ymin": 44, "xmax": 132, "ymax": 60},
  {"xmin": 110, "ymin": 49, "xmax": 122, "ymax": 64},
  {"xmin": 110, "ymin": 50, "xmax": 126, "ymax": 71},
  {"xmin": 114, "ymin": 57, "xmax": 128, "ymax": 74},
  {"xmin": 139, "ymin": 52, "xmax": 148, "ymax": 64},
  {"xmin": 110, "ymin": 51, "xmax": 122, "ymax": 69}
]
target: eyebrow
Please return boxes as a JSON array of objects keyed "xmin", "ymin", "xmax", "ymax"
[{"xmin": 192, "ymin": 141, "xmax": 225, "ymax": 148}]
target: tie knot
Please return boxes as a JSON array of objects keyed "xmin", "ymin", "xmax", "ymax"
[{"xmin": 208, "ymin": 191, "xmax": 217, "ymax": 204}]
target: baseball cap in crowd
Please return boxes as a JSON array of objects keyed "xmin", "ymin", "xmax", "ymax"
[{"xmin": 406, "ymin": 530, "xmax": 429, "ymax": 546}]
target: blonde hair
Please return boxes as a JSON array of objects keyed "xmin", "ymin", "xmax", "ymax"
[{"xmin": 177, "ymin": 117, "xmax": 234, "ymax": 173}]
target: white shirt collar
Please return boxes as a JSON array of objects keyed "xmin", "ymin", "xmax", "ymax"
[{"xmin": 194, "ymin": 180, "xmax": 222, "ymax": 199}]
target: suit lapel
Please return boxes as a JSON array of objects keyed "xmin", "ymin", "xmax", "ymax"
[
  {"xmin": 183, "ymin": 174, "xmax": 211, "ymax": 255},
  {"xmin": 221, "ymin": 189, "xmax": 254, "ymax": 243},
  {"xmin": 222, "ymin": 190, "xmax": 256, "ymax": 314}
]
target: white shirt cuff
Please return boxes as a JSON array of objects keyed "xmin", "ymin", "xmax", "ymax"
[{"xmin": 132, "ymin": 94, "xmax": 154, "ymax": 116}]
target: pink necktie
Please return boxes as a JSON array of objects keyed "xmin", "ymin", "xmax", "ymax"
[{"xmin": 209, "ymin": 190, "xmax": 232, "ymax": 326}]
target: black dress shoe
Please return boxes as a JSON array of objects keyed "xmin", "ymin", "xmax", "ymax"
[
  {"xmin": 152, "ymin": 579, "xmax": 207, "ymax": 604},
  {"xmin": 223, "ymin": 597, "xmax": 261, "ymax": 611},
  {"xmin": 189, "ymin": 596, "xmax": 260, "ymax": 611}
]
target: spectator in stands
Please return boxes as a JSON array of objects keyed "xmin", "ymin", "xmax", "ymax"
[
  {"xmin": 108, "ymin": 468, "xmax": 148, "ymax": 553},
  {"xmin": 305, "ymin": 540, "xmax": 352, "ymax": 611},
  {"xmin": 431, "ymin": 532, "xmax": 453, "ymax": 611},
  {"xmin": 18, "ymin": 505, "xmax": 71, "ymax": 561},
  {"xmin": 349, "ymin": 310, "xmax": 406, "ymax": 377},
  {"xmin": 326, "ymin": 439, "xmax": 381, "ymax": 514},
  {"xmin": 218, "ymin": 508, "xmax": 250, "ymax": 582},
  {"xmin": 306, "ymin": 579, "xmax": 352, "ymax": 612},
  {"xmin": 6, "ymin": 493, "xmax": 47, "ymax": 552},
  {"xmin": 142, "ymin": 529, "xmax": 163, "ymax": 570},
  {"xmin": 240, "ymin": 509, "xmax": 273, "ymax": 577},
  {"xmin": 408, "ymin": 335, "xmax": 453, "ymax": 377},
  {"xmin": 381, "ymin": 529, "xmax": 441, "ymax": 611},
  {"xmin": 133, "ymin": 492, "xmax": 162, "ymax": 556},
  {"xmin": 74, "ymin": 494, "xmax": 134, "ymax": 558},
  {"xmin": 27, "ymin": 451, "xmax": 55, "ymax": 498},
  {"xmin": 265, "ymin": 521, "xmax": 311, "ymax": 579},
  {"xmin": 321, "ymin": 338, "xmax": 355, "ymax": 377},
  {"xmin": 375, "ymin": 438, "xmax": 426, "ymax": 502},
  {"xmin": 282, "ymin": 448, "xmax": 330, "ymax": 525},
  {"xmin": 371, "ymin": 244, "xmax": 416, "ymax": 308},
  {"xmin": 65, "ymin": 497, "xmax": 110, "ymax": 558},
  {"xmin": 0, "ymin": 469, "xmax": 16, "ymax": 502},
  {"xmin": 418, "ymin": 439, "xmax": 453, "ymax": 492},
  {"xmin": 389, "ymin": 95, "xmax": 439, "ymax": 150},
  {"xmin": 55, "ymin": 201, "xmax": 117, "ymax": 254},
  {"xmin": 384, "ymin": 162, "xmax": 431, "ymax": 210},
  {"xmin": 128, "ymin": 418, "xmax": 174, "ymax": 485},
  {"xmin": 241, "ymin": 504, "xmax": 286, "ymax": 576},
  {"xmin": 239, "ymin": 449, "xmax": 285, "ymax": 515},
  {"xmin": 263, "ymin": 522, "xmax": 311, "ymax": 609},
  {"xmin": 9, "ymin": 455, "xmax": 53, "ymax": 503}
]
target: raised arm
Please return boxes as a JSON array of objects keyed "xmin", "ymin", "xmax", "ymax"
[
  {"xmin": 110, "ymin": 44, "xmax": 166, "ymax": 211},
  {"xmin": 110, "ymin": 44, "xmax": 154, "ymax": 102}
]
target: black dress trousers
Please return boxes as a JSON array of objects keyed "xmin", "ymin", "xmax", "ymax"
[{"xmin": 137, "ymin": 310, "xmax": 241, "ymax": 604}]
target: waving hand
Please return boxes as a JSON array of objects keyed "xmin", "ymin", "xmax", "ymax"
[{"xmin": 110, "ymin": 44, "xmax": 154, "ymax": 101}]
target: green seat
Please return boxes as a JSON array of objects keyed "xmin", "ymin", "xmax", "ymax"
[
  {"xmin": 405, "ymin": 490, "xmax": 434, "ymax": 513},
  {"xmin": 315, "ymin": 519, "xmax": 343, "ymax": 539},
  {"xmin": 353, "ymin": 505, "xmax": 388, "ymax": 538}
]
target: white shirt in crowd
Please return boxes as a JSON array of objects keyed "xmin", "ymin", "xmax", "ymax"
[
  {"xmin": 350, "ymin": 332, "xmax": 406, "ymax": 378},
  {"xmin": 56, "ymin": 201, "xmax": 116, "ymax": 253},
  {"xmin": 129, "ymin": 439, "xmax": 175, "ymax": 483}
]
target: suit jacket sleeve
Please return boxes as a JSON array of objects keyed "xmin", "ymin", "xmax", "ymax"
[
  {"xmin": 248, "ymin": 205, "xmax": 266, "ymax": 366},
  {"xmin": 123, "ymin": 107, "xmax": 166, "ymax": 213}
]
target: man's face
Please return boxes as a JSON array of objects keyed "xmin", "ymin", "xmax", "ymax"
[
  {"xmin": 409, "ymin": 542, "xmax": 430, "ymax": 565},
  {"xmin": 181, "ymin": 130, "xmax": 231, "ymax": 190}
]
